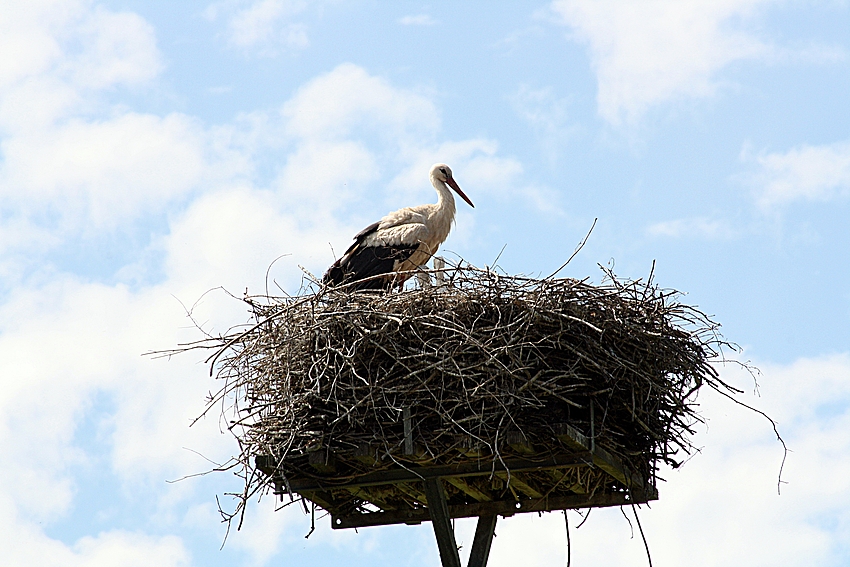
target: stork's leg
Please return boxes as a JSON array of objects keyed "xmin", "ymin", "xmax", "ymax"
[
  {"xmin": 394, "ymin": 271, "xmax": 412, "ymax": 291},
  {"xmin": 423, "ymin": 478, "xmax": 461, "ymax": 567}
]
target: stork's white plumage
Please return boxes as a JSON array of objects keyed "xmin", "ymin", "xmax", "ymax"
[{"xmin": 323, "ymin": 163, "xmax": 473, "ymax": 290}]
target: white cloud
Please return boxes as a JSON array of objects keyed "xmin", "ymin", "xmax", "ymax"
[
  {"xmin": 0, "ymin": 3, "xmax": 162, "ymax": 146},
  {"xmin": 647, "ymin": 217, "xmax": 736, "ymax": 239},
  {"xmin": 273, "ymin": 63, "xmax": 440, "ymax": 217},
  {"xmin": 282, "ymin": 63, "xmax": 440, "ymax": 144},
  {"xmin": 550, "ymin": 0, "xmax": 772, "ymax": 125},
  {"xmin": 72, "ymin": 532, "xmax": 190, "ymax": 567},
  {"xmin": 0, "ymin": 501, "xmax": 191, "ymax": 567},
  {"xmin": 208, "ymin": 0, "xmax": 311, "ymax": 52},
  {"xmin": 0, "ymin": 1, "xmax": 161, "ymax": 98},
  {"xmin": 0, "ymin": 1, "xmax": 241, "ymax": 559},
  {"xmin": 749, "ymin": 141, "xmax": 850, "ymax": 207},
  {"xmin": 1, "ymin": 113, "xmax": 211, "ymax": 231},
  {"xmin": 161, "ymin": 185, "xmax": 342, "ymax": 293},
  {"xmin": 0, "ymin": 0, "xmax": 78, "ymax": 89},
  {"xmin": 275, "ymin": 140, "xmax": 380, "ymax": 209},
  {"xmin": 382, "ymin": 137, "xmax": 556, "ymax": 221},
  {"xmin": 0, "ymin": 276, "xmax": 230, "ymax": 508},
  {"xmin": 0, "ymin": 0, "xmax": 200, "ymax": 241},
  {"xmin": 510, "ymin": 84, "xmax": 574, "ymax": 163},
  {"xmin": 69, "ymin": 6, "xmax": 162, "ymax": 89},
  {"xmin": 0, "ymin": 0, "xmax": 215, "ymax": 526},
  {"xmin": 389, "ymin": 139, "xmax": 515, "ymax": 194},
  {"xmin": 271, "ymin": 63, "xmax": 536, "ymax": 221},
  {"xmin": 398, "ymin": 14, "xmax": 437, "ymax": 26},
  {"xmin": 0, "ymin": 215, "xmax": 62, "ymax": 281}
]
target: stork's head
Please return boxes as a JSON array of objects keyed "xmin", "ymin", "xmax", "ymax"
[{"xmin": 430, "ymin": 163, "xmax": 474, "ymax": 208}]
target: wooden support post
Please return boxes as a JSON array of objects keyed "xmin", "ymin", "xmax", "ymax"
[
  {"xmin": 467, "ymin": 515, "xmax": 497, "ymax": 567},
  {"xmin": 424, "ymin": 478, "xmax": 461, "ymax": 567},
  {"xmin": 403, "ymin": 407, "xmax": 414, "ymax": 455},
  {"xmin": 589, "ymin": 401, "xmax": 596, "ymax": 452}
]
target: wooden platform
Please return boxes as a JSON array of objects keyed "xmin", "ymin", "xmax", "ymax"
[{"xmin": 256, "ymin": 422, "xmax": 657, "ymax": 567}]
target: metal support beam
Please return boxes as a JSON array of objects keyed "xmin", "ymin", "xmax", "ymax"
[
  {"xmin": 424, "ymin": 478, "xmax": 461, "ymax": 567},
  {"xmin": 467, "ymin": 515, "xmax": 497, "ymax": 567}
]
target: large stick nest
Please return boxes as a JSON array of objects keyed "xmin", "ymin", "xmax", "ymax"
[{"xmin": 190, "ymin": 262, "xmax": 738, "ymax": 526}]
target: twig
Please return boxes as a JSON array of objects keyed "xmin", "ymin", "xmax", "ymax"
[{"xmin": 546, "ymin": 218, "xmax": 597, "ymax": 279}]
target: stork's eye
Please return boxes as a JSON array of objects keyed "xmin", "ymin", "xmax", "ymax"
[{"xmin": 440, "ymin": 167, "xmax": 448, "ymax": 176}]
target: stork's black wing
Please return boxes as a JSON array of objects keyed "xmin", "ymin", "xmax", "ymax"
[{"xmin": 323, "ymin": 222, "xmax": 418, "ymax": 290}]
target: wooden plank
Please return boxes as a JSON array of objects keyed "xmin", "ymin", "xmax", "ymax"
[
  {"xmin": 495, "ymin": 472, "xmax": 543, "ymax": 499},
  {"xmin": 505, "ymin": 431, "xmax": 535, "ymax": 455},
  {"xmin": 332, "ymin": 489, "xmax": 656, "ymax": 529},
  {"xmin": 445, "ymin": 477, "xmax": 492, "ymax": 502},
  {"xmin": 547, "ymin": 469, "xmax": 586, "ymax": 494},
  {"xmin": 467, "ymin": 515, "xmax": 497, "ymax": 567},
  {"xmin": 394, "ymin": 482, "xmax": 428, "ymax": 506},
  {"xmin": 423, "ymin": 478, "xmax": 461, "ymax": 567},
  {"xmin": 344, "ymin": 486, "xmax": 397, "ymax": 511},
  {"xmin": 308, "ymin": 449, "xmax": 336, "ymax": 474},
  {"xmin": 254, "ymin": 455, "xmax": 276, "ymax": 476},
  {"xmin": 455, "ymin": 435, "xmax": 486, "ymax": 458},
  {"xmin": 554, "ymin": 423, "xmax": 644, "ymax": 488},
  {"xmin": 298, "ymin": 490, "xmax": 337, "ymax": 511},
  {"xmin": 554, "ymin": 423, "xmax": 591, "ymax": 452},
  {"xmin": 353, "ymin": 443, "xmax": 380, "ymax": 465},
  {"xmin": 284, "ymin": 452, "xmax": 589, "ymax": 492}
]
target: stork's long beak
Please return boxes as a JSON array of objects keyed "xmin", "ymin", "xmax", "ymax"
[{"xmin": 446, "ymin": 177, "xmax": 474, "ymax": 208}]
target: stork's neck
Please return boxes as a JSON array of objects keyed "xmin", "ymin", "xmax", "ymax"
[
  {"xmin": 426, "ymin": 176, "xmax": 457, "ymax": 246},
  {"xmin": 432, "ymin": 177, "xmax": 457, "ymax": 219}
]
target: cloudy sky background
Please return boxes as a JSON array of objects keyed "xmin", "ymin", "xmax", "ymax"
[{"xmin": 1, "ymin": 1, "xmax": 849, "ymax": 565}]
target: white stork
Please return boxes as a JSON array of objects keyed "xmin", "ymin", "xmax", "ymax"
[{"xmin": 323, "ymin": 163, "xmax": 474, "ymax": 290}]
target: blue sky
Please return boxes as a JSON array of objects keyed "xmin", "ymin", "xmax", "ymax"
[{"xmin": 1, "ymin": 1, "xmax": 849, "ymax": 566}]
